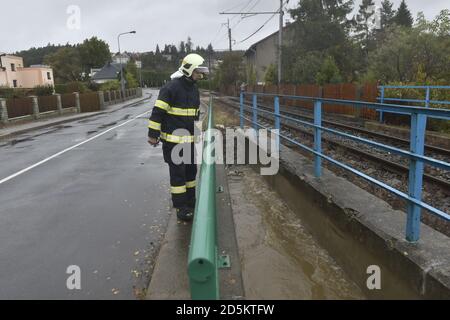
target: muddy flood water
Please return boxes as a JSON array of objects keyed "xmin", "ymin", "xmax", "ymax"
[{"xmin": 227, "ymin": 166, "xmax": 365, "ymax": 300}]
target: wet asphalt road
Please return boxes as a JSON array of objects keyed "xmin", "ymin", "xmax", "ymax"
[{"xmin": 0, "ymin": 89, "xmax": 173, "ymax": 299}]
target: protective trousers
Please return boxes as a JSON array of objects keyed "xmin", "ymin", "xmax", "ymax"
[{"xmin": 163, "ymin": 142, "xmax": 197, "ymax": 209}]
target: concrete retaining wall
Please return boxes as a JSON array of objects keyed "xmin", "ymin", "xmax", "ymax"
[{"xmin": 230, "ymin": 128, "xmax": 450, "ymax": 299}]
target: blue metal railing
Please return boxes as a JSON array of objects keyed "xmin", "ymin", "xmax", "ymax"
[
  {"xmin": 378, "ymin": 85, "xmax": 450, "ymax": 123},
  {"xmin": 240, "ymin": 91, "xmax": 450, "ymax": 243}
]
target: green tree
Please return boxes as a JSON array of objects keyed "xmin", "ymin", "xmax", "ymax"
[
  {"xmin": 125, "ymin": 72, "xmax": 139, "ymax": 88},
  {"xmin": 44, "ymin": 47, "xmax": 82, "ymax": 83},
  {"xmin": 290, "ymin": 52, "xmax": 324, "ymax": 84},
  {"xmin": 366, "ymin": 17, "xmax": 450, "ymax": 84},
  {"xmin": 264, "ymin": 64, "xmax": 278, "ymax": 85},
  {"xmin": 394, "ymin": 0, "xmax": 413, "ymax": 28},
  {"xmin": 186, "ymin": 37, "xmax": 193, "ymax": 53},
  {"xmin": 16, "ymin": 43, "xmax": 69, "ymax": 67},
  {"xmin": 354, "ymin": 0, "xmax": 376, "ymax": 59},
  {"xmin": 380, "ymin": 0, "xmax": 396, "ymax": 30},
  {"xmin": 179, "ymin": 41, "xmax": 186, "ymax": 55},
  {"xmin": 216, "ymin": 52, "xmax": 244, "ymax": 88},
  {"xmin": 246, "ymin": 64, "xmax": 257, "ymax": 85},
  {"xmin": 286, "ymin": 0, "xmax": 357, "ymax": 83},
  {"xmin": 78, "ymin": 37, "xmax": 111, "ymax": 74},
  {"xmin": 316, "ymin": 56, "xmax": 343, "ymax": 85},
  {"xmin": 126, "ymin": 60, "xmax": 139, "ymax": 81}
]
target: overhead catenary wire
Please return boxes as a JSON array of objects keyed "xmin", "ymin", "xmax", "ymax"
[{"xmin": 237, "ymin": 11, "xmax": 278, "ymax": 44}]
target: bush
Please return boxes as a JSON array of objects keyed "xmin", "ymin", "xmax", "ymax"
[
  {"xmin": 54, "ymin": 84, "xmax": 67, "ymax": 94},
  {"xmin": 99, "ymin": 80, "xmax": 120, "ymax": 91},
  {"xmin": 87, "ymin": 81, "xmax": 100, "ymax": 92},
  {"xmin": 0, "ymin": 87, "xmax": 32, "ymax": 98},
  {"xmin": 66, "ymin": 81, "xmax": 89, "ymax": 93},
  {"xmin": 0, "ymin": 86, "xmax": 15, "ymax": 99},
  {"xmin": 34, "ymin": 85, "xmax": 54, "ymax": 96}
]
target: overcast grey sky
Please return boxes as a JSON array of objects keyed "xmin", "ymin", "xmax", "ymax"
[{"xmin": 0, "ymin": 0, "xmax": 448, "ymax": 54}]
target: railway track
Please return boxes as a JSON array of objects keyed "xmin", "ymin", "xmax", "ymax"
[
  {"xmin": 224, "ymin": 95, "xmax": 450, "ymax": 157},
  {"xmin": 215, "ymin": 95, "xmax": 450, "ymax": 191}
]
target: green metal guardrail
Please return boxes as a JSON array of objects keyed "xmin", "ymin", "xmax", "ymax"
[{"xmin": 188, "ymin": 97, "xmax": 229, "ymax": 300}]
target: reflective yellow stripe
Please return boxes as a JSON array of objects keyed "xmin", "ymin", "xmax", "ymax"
[
  {"xmin": 160, "ymin": 132, "xmax": 195, "ymax": 144},
  {"xmin": 186, "ymin": 180, "xmax": 196, "ymax": 188},
  {"xmin": 148, "ymin": 120, "xmax": 161, "ymax": 131},
  {"xmin": 170, "ymin": 185, "xmax": 187, "ymax": 194},
  {"xmin": 155, "ymin": 100, "xmax": 169, "ymax": 111},
  {"xmin": 167, "ymin": 107, "xmax": 198, "ymax": 117}
]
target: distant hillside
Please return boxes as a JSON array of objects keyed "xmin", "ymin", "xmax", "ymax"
[{"xmin": 15, "ymin": 44, "xmax": 72, "ymax": 67}]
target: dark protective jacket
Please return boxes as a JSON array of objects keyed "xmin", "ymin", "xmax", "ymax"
[{"xmin": 148, "ymin": 76, "xmax": 200, "ymax": 144}]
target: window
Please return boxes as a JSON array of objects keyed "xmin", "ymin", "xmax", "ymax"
[
  {"xmin": 47, "ymin": 72, "xmax": 51, "ymax": 80},
  {"xmin": 11, "ymin": 63, "xmax": 16, "ymax": 72},
  {"xmin": 13, "ymin": 80, "xmax": 17, "ymax": 87}
]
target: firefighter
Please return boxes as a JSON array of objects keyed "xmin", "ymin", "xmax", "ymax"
[{"xmin": 147, "ymin": 53, "xmax": 209, "ymax": 222}]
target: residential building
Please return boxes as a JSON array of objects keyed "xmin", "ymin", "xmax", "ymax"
[
  {"xmin": 0, "ymin": 54, "xmax": 54, "ymax": 88},
  {"xmin": 91, "ymin": 62, "xmax": 121, "ymax": 84},
  {"xmin": 113, "ymin": 53, "xmax": 130, "ymax": 65},
  {"xmin": 243, "ymin": 25, "xmax": 294, "ymax": 84}
]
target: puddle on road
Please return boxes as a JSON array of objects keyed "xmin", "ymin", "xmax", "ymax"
[
  {"xmin": 99, "ymin": 122, "xmax": 118, "ymax": 129},
  {"xmin": 229, "ymin": 166, "xmax": 365, "ymax": 300},
  {"xmin": 0, "ymin": 137, "xmax": 35, "ymax": 147}
]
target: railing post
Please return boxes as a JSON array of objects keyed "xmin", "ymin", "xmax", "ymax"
[
  {"xmin": 379, "ymin": 86, "xmax": 385, "ymax": 123},
  {"xmin": 0, "ymin": 98, "xmax": 8, "ymax": 124},
  {"xmin": 406, "ymin": 113, "xmax": 427, "ymax": 242},
  {"xmin": 274, "ymin": 96, "xmax": 280, "ymax": 150},
  {"xmin": 106, "ymin": 91, "xmax": 111, "ymax": 106},
  {"xmin": 240, "ymin": 91, "xmax": 244, "ymax": 129},
  {"xmin": 98, "ymin": 90, "xmax": 105, "ymax": 110},
  {"xmin": 74, "ymin": 92, "xmax": 81, "ymax": 113},
  {"xmin": 54, "ymin": 93, "xmax": 63, "ymax": 115},
  {"xmin": 252, "ymin": 94, "xmax": 258, "ymax": 133},
  {"xmin": 425, "ymin": 87, "xmax": 430, "ymax": 108},
  {"xmin": 31, "ymin": 96, "xmax": 40, "ymax": 120},
  {"xmin": 314, "ymin": 100, "xmax": 322, "ymax": 178}
]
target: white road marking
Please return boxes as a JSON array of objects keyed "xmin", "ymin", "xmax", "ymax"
[{"xmin": 0, "ymin": 110, "xmax": 151, "ymax": 186}]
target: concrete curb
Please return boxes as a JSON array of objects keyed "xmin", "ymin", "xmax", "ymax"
[{"xmin": 0, "ymin": 95, "xmax": 151, "ymax": 141}]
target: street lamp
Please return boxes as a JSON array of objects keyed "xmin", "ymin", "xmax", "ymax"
[{"xmin": 117, "ymin": 30, "xmax": 136, "ymax": 100}]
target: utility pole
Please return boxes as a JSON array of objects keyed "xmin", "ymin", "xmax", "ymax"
[
  {"xmin": 228, "ymin": 19, "xmax": 232, "ymax": 52},
  {"xmin": 278, "ymin": 0, "xmax": 283, "ymax": 86},
  {"xmin": 220, "ymin": 1, "xmax": 286, "ymax": 85}
]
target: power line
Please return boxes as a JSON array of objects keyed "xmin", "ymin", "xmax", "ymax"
[
  {"xmin": 237, "ymin": 11, "xmax": 277, "ymax": 43},
  {"xmin": 220, "ymin": 0, "xmax": 287, "ymax": 85},
  {"xmin": 231, "ymin": 0, "xmax": 262, "ymax": 29}
]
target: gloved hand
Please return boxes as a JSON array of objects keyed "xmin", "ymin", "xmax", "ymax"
[{"xmin": 148, "ymin": 137, "xmax": 160, "ymax": 147}]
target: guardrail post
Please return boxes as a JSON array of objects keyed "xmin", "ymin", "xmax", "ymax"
[
  {"xmin": 252, "ymin": 94, "xmax": 258, "ymax": 133},
  {"xmin": 54, "ymin": 93, "xmax": 63, "ymax": 115},
  {"xmin": 425, "ymin": 87, "xmax": 430, "ymax": 108},
  {"xmin": 0, "ymin": 98, "xmax": 8, "ymax": 124},
  {"xmin": 314, "ymin": 100, "xmax": 322, "ymax": 178},
  {"xmin": 74, "ymin": 92, "xmax": 81, "ymax": 113},
  {"xmin": 379, "ymin": 86, "xmax": 385, "ymax": 123},
  {"xmin": 406, "ymin": 113, "xmax": 427, "ymax": 242},
  {"xmin": 98, "ymin": 90, "xmax": 105, "ymax": 110},
  {"xmin": 274, "ymin": 96, "xmax": 280, "ymax": 150},
  {"xmin": 239, "ymin": 91, "xmax": 244, "ymax": 129},
  {"xmin": 31, "ymin": 96, "xmax": 40, "ymax": 120}
]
